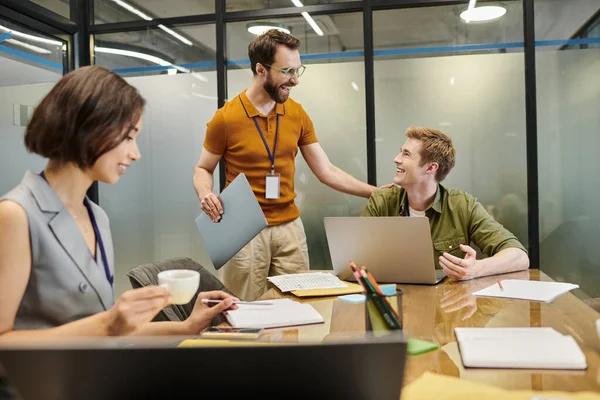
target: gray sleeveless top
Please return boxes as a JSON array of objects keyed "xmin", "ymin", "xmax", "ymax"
[{"xmin": 0, "ymin": 171, "xmax": 115, "ymax": 330}]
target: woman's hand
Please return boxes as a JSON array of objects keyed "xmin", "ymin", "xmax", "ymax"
[
  {"xmin": 185, "ymin": 291, "xmax": 239, "ymax": 334},
  {"xmin": 106, "ymin": 286, "xmax": 170, "ymax": 336}
]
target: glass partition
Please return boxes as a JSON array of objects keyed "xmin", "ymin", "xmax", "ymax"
[
  {"xmin": 95, "ymin": 27, "xmax": 219, "ymax": 296},
  {"xmin": 536, "ymin": 0, "xmax": 600, "ymax": 299},
  {"xmin": 374, "ymin": 2, "xmax": 529, "ymax": 251}
]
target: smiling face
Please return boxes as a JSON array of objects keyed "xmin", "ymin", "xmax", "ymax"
[
  {"xmin": 393, "ymin": 138, "xmax": 438, "ymax": 187},
  {"xmin": 261, "ymin": 45, "xmax": 301, "ymax": 103},
  {"xmin": 88, "ymin": 117, "xmax": 142, "ymax": 184}
]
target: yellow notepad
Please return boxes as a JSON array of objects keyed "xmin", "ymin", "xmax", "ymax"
[
  {"xmin": 291, "ymin": 281, "xmax": 364, "ymax": 298},
  {"xmin": 403, "ymin": 372, "xmax": 600, "ymax": 400}
]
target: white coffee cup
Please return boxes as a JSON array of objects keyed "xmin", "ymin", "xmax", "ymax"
[{"xmin": 157, "ymin": 269, "xmax": 200, "ymax": 305}]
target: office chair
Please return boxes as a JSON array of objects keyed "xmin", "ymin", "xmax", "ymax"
[{"xmin": 127, "ymin": 257, "xmax": 233, "ymax": 322}]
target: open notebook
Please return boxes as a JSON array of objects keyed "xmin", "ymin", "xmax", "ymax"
[
  {"xmin": 225, "ymin": 299, "xmax": 324, "ymax": 329},
  {"xmin": 454, "ymin": 327, "xmax": 587, "ymax": 370}
]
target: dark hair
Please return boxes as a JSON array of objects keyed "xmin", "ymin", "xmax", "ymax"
[
  {"xmin": 405, "ymin": 126, "xmax": 456, "ymax": 182},
  {"xmin": 25, "ymin": 65, "xmax": 146, "ymax": 168},
  {"xmin": 248, "ymin": 29, "xmax": 301, "ymax": 75}
]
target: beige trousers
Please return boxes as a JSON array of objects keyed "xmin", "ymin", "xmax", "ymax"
[{"xmin": 219, "ymin": 218, "xmax": 310, "ymax": 301}]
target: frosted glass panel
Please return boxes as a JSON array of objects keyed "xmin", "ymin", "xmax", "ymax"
[
  {"xmin": 98, "ymin": 73, "xmax": 219, "ymax": 296},
  {"xmin": 537, "ymin": 49, "xmax": 600, "ymax": 299},
  {"xmin": 227, "ymin": 62, "xmax": 368, "ymax": 270}
]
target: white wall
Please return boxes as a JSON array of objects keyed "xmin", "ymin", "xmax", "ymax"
[{"xmin": 0, "ymin": 82, "xmax": 54, "ymax": 195}]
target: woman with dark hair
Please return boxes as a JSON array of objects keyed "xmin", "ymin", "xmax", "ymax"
[{"xmin": 0, "ymin": 66, "xmax": 237, "ymax": 341}]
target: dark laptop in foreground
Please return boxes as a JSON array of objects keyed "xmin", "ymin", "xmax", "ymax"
[
  {"xmin": 324, "ymin": 216, "xmax": 446, "ymax": 284},
  {"xmin": 0, "ymin": 334, "xmax": 406, "ymax": 400}
]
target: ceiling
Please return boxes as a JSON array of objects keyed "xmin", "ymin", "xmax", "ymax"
[{"xmin": 3, "ymin": 0, "xmax": 599, "ymax": 79}]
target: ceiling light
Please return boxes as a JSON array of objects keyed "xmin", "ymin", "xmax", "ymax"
[
  {"xmin": 158, "ymin": 24, "xmax": 192, "ymax": 46},
  {"xmin": 111, "ymin": 1, "xmax": 192, "ymax": 46},
  {"xmin": 94, "ymin": 46, "xmax": 177, "ymax": 75},
  {"xmin": 247, "ymin": 22, "xmax": 291, "ymax": 35},
  {"xmin": 290, "ymin": 1, "xmax": 324, "ymax": 36},
  {"xmin": 6, "ymin": 38, "xmax": 51, "ymax": 54},
  {"xmin": 300, "ymin": 12, "xmax": 324, "ymax": 36},
  {"xmin": 0, "ymin": 25, "xmax": 62, "ymax": 46},
  {"xmin": 460, "ymin": 6, "xmax": 507, "ymax": 23},
  {"xmin": 112, "ymin": 0, "xmax": 152, "ymax": 21}
]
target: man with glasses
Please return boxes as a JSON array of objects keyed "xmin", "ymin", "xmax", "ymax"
[{"xmin": 193, "ymin": 29, "xmax": 382, "ymax": 301}]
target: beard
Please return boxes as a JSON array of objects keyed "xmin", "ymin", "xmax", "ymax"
[{"xmin": 263, "ymin": 73, "xmax": 290, "ymax": 104}]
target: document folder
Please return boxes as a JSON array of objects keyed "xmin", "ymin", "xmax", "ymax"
[{"xmin": 195, "ymin": 173, "xmax": 268, "ymax": 270}]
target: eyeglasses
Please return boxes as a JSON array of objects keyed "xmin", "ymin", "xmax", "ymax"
[{"xmin": 265, "ymin": 64, "xmax": 306, "ymax": 78}]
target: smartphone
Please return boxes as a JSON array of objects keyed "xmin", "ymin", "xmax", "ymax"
[{"xmin": 200, "ymin": 326, "xmax": 263, "ymax": 340}]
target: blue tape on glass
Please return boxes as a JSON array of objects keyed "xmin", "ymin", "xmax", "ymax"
[{"xmin": 0, "ymin": 32, "xmax": 12, "ymax": 44}]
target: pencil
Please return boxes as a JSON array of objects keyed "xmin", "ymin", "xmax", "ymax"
[
  {"xmin": 361, "ymin": 268, "xmax": 402, "ymax": 322},
  {"xmin": 362, "ymin": 267, "xmax": 384, "ymax": 296},
  {"xmin": 497, "ymin": 280, "xmax": 504, "ymax": 291},
  {"xmin": 349, "ymin": 262, "xmax": 367, "ymax": 291},
  {"xmin": 201, "ymin": 299, "xmax": 273, "ymax": 306}
]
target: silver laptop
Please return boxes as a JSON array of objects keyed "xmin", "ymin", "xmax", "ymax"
[
  {"xmin": 195, "ymin": 173, "xmax": 268, "ymax": 270},
  {"xmin": 324, "ymin": 216, "xmax": 446, "ymax": 284}
]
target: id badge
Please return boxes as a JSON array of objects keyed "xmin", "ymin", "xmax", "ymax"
[{"xmin": 265, "ymin": 173, "xmax": 280, "ymax": 199}]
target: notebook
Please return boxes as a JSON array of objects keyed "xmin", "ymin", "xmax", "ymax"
[
  {"xmin": 224, "ymin": 299, "xmax": 324, "ymax": 329},
  {"xmin": 454, "ymin": 327, "xmax": 587, "ymax": 370},
  {"xmin": 472, "ymin": 280, "xmax": 579, "ymax": 303},
  {"xmin": 194, "ymin": 173, "xmax": 268, "ymax": 270}
]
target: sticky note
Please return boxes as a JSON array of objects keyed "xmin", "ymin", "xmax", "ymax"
[
  {"xmin": 407, "ymin": 338, "xmax": 439, "ymax": 355},
  {"xmin": 380, "ymin": 284, "xmax": 397, "ymax": 296},
  {"xmin": 338, "ymin": 294, "xmax": 366, "ymax": 304}
]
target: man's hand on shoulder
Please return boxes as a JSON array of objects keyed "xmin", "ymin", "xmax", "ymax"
[{"xmin": 377, "ymin": 183, "xmax": 395, "ymax": 190}]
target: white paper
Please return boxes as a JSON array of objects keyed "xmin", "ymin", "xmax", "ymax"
[
  {"xmin": 454, "ymin": 327, "xmax": 587, "ymax": 370},
  {"xmin": 265, "ymin": 174, "xmax": 280, "ymax": 199},
  {"xmin": 267, "ymin": 272, "xmax": 347, "ymax": 292},
  {"xmin": 472, "ymin": 279, "xmax": 579, "ymax": 303},
  {"xmin": 225, "ymin": 299, "xmax": 324, "ymax": 329},
  {"xmin": 454, "ymin": 327, "xmax": 563, "ymax": 342}
]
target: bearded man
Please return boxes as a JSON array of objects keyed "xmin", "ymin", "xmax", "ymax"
[{"xmin": 193, "ymin": 29, "xmax": 380, "ymax": 301}]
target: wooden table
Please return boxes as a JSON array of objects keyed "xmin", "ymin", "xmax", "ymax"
[{"xmin": 259, "ymin": 269, "xmax": 600, "ymax": 392}]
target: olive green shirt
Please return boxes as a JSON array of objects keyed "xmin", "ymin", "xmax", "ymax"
[{"xmin": 362, "ymin": 185, "xmax": 526, "ymax": 266}]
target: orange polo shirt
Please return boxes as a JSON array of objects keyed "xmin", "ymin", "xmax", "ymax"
[{"xmin": 203, "ymin": 90, "xmax": 319, "ymax": 226}]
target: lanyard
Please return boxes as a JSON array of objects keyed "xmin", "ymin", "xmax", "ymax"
[
  {"xmin": 40, "ymin": 171, "xmax": 114, "ymax": 288},
  {"xmin": 252, "ymin": 115, "xmax": 280, "ymax": 174}
]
